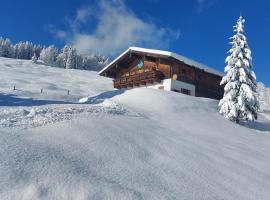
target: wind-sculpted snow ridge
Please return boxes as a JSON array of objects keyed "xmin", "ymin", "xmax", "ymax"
[{"xmin": 0, "ymin": 100, "xmax": 140, "ymax": 129}]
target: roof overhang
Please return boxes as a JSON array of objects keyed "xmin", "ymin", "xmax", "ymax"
[{"xmin": 98, "ymin": 47, "xmax": 224, "ymax": 77}]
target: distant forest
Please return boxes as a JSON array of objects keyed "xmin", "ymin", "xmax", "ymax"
[{"xmin": 0, "ymin": 37, "xmax": 109, "ymax": 71}]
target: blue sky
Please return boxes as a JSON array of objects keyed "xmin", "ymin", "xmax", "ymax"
[{"xmin": 0, "ymin": 0, "xmax": 269, "ymax": 86}]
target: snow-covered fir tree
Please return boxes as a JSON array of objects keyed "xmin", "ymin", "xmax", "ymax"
[
  {"xmin": 219, "ymin": 16, "xmax": 259, "ymax": 123},
  {"xmin": 56, "ymin": 45, "xmax": 71, "ymax": 68},
  {"xmin": 33, "ymin": 44, "xmax": 43, "ymax": 58},
  {"xmin": 31, "ymin": 53, "xmax": 38, "ymax": 63},
  {"xmin": 76, "ymin": 54, "xmax": 84, "ymax": 70},
  {"xmin": 40, "ymin": 45, "xmax": 57, "ymax": 65},
  {"xmin": 257, "ymin": 82, "xmax": 270, "ymax": 111},
  {"xmin": 0, "ymin": 38, "xmax": 14, "ymax": 58},
  {"xmin": 55, "ymin": 53, "xmax": 66, "ymax": 68},
  {"xmin": 65, "ymin": 47, "xmax": 78, "ymax": 69},
  {"xmin": 14, "ymin": 41, "xmax": 34, "ymax": 59}
]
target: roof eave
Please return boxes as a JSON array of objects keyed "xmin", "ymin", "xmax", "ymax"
[
  {"xmin": 98, "ymin": 47, "xmax": 224, "ymax": 77},
  {"xmin": 98, "ymin": 48, "xmax": 131, "ymax": 75}
]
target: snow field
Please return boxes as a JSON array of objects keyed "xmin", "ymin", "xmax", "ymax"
[
  {"xmin": 0, "ymin": 57, "xmax": 270, "ymax": 199},
  {"xmin": 0, "ymin": 57, "xmax": 113, "ymax": 101}
]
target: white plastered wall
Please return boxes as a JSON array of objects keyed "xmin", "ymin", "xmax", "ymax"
[
  {"xmin": 141, "ymin": 79, "xmax": 195, "ymax": 96},
  {"xmin": 162, "ymin": 79, "xmax": 196, "ymax": 96}
]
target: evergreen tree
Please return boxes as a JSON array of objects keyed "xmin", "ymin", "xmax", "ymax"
[
  {"xmin": 24, "ymin": 41, "xmax": 34, "ymax": 59},
  {"xmin": 14, "ymin": 43, "xmax": 20, "ymax": 59},
  {"xmin": 55, "ymin": 53, "xmax": 66, "ymax": 68},
  {"xmin": 66, "ymin": 47, "xmax": 77, "ymax": 69},
  {"xmin": 219, "ymin": 16, "xmax": 259, "ymax": 123},
  {"xmin": 257, "ymin": 82, "xmax": 270, "ymax": 111},
  {"xmin": 33, "ymin": 44, "xmax": 43, "ymax": 58},
  {"xmin": 0, "ymin": 38, "xmax": 14, "ymax": 58},
  {"xmin": 76, "ymin": 54, "xmax": 84, "ymax": 70},
  {"xmin": 40, "ymin": 45, "xmax": 58, "ymax": 65},
  {"xmin": 55, "ymin": 45, "xmax": 72, "ymax": 68},
  {"xmin": 31, "ymin": 53, "xmax": 38, "ymax": 63},
  {"xmin": 13, "ymin": 41, "xmax": 34, "ymax": 59}
]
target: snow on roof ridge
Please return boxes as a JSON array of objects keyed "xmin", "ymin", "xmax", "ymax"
[
  {"xmin": 129, "ymin": 46, "xmax": 172, "ymax": 56},
  {"xmin": 99, "ymin": 47, "xmax": 224, "ymax": 77}
]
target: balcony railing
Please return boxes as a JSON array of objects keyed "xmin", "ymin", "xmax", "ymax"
[{"xmin": 113, "ymin": 70, "xmax": 164, "ymax": 89}]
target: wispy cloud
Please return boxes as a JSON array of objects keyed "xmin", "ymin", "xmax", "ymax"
[
  {"xmin": 44, "ymin": 24, "xmax": 68, "ymax": 40},
  {"xmin": 69, "ymin": 6, "xmax": 93, "ymax": 32},
  {"xmin": 49, "ymin": 0, "xmax": 180, "ymax": 56},
  {"xmin": 195, "ymin": 0, "xmax": 219, "ymax": 13}
]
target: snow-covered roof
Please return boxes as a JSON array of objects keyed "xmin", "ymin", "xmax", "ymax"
[{"xmin": 99, "ymin": 47, "xmax": 224, "ymax": 77}]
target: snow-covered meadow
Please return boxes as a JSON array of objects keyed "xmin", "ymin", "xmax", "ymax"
[{"xmin": 0, "ymin": 57, "xmax": 270, "ymax": 199}]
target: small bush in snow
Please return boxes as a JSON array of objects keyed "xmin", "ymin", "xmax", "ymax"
[{"xmin": 31, "ymin": 53, "xmax": 38, "ymax": 63}]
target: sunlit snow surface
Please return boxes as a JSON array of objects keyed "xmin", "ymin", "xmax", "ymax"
[{"xmin": 0, "ymin": 57, "xmax": 270, "ymax": 200}]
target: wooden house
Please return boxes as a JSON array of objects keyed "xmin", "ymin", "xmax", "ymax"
[{"xmin": 99, "ymin": 47, "xmax": 224, "ymax": 99}]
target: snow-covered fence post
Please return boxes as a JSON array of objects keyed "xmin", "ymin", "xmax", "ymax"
[
  {"xmin": 67, "ymin": 90, "xmax": 70, "ymax": 96},
  {"xmin": 218, "ymin": 16, "xmax": 259, "ymax": 123}
]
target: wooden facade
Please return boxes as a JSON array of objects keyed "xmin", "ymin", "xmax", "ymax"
[{"xmin": 99, "ymin": 47, "xmax": 224, "ymax": 100}]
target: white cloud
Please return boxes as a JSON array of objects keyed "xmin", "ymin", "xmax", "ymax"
[
  {"xmin": 55, "ymin": 30, "xmax": 67, "ymax": 40},
  {"xmin": 44, "ymin": 24, "xmax": 68, "ymax": 40},
  {"xmin": 76, "ymin": 7, "xmax": 91, "ymax": 23},
  {"xmin": 53, "ymin": 0, "xmax": 180, "ymax": 56},
  {"xmin": 195, "ymin": 0, "xmax": 218, "ymax": 13},
  {"xmin": 69, "ymin": 6, "xmax": 93, "ymax": 32}
]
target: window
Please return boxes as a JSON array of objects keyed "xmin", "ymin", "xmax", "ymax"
[
  {"xmin": 181, "ymin": 88, "xmax": 191, "ymax": 95},
  {"xmin": 137, "ymin": 59, "xmax": 144, "ymax": 69},
  {"xmin": 172, "ymin": 88, "xmax": 191, "ymax": 96}
]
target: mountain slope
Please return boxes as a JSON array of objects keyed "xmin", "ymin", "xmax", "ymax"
[
  {"xmin": 0, "ymin": 58, "xmax": 270, "ymax": 199},
  {"xmin": 0, "ymin": 57, "xmax": 113, "ymax": 102}
]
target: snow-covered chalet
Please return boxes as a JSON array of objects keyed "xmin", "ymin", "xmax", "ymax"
[{"xmin": 99, "ymin": 47, "xmax": 224, "ymax": 99}]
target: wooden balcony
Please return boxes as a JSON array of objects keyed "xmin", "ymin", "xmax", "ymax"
[{"xmin": 113, "ymin": 70, "xmax": 164, "ymax": 89}]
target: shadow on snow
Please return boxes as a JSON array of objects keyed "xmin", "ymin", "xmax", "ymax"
[
  {"xmin": 0, "ymin": 89, "xmax": 126, "ymax": 107},
  {"xmin": 242, "ymin": 114, "xmax": 270, "ymax": 132},
  {"xmin": 81, "ymin": 89, "xmax": 126, "ymax": 104},
  {"xmin": 0, "ymin": 93, "xmax": 75, "ymax": 107}
]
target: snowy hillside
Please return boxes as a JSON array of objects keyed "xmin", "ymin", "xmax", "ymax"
[
  {"xmin": 0, "ymin": 58, "xmax": 270, "ymax": 199},
  {"xmin": 0, "ymin": 57, "xmax": 113, "ymax": 102}
]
